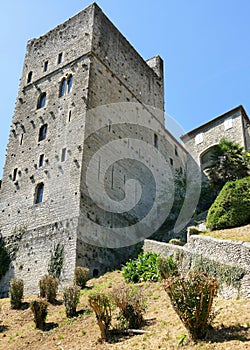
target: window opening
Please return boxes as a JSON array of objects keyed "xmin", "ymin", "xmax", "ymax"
[
  {"xmin": 59, "ymin": 78, "xmax": 66, "ymax": 97},
  {"xmin": 37, "ymin": 92, "xmax": 46, "ymax": 109},
  {"xmin": 61, "ymin": 148, "xmax": 66, "ymax": 162},
  {"xmin": 68, "ymin": 110, "xmax": 71, "ymax": 122},
  {"xmin": 38, "ymin": 124, "xmax": 47, "ymax": 141},
  {"xmin": 175, "ymin": 145, "xmax": 178, "ymax": 156},
  {"xmin": 195, "ymin": 133, "xmax": 203, "ymax": 145},
  {"xmin": 44, "ymin": 61, "xmax": 48, "ymax": 72},
  {"xmin": 20, "ymin": 133, "xmax": 24, "ymax": 145},
  {"xmin": 58, "ymin": 53, "xmax": 63, "ymax": 64},
  {"xmin": 39, "ymin": 154, "xmax": 44, "ymax": 167},
  {"xmin": 170, "ymin": 158, "xmax": 173, "ymax": 166},
  {"xmin": 34, "ymin": 183, "xmax": 44, "ymax": 204},
  {"xmin": 67, "ymin": 75, "xmax": 73, "ymax": 93},
  {"xmin": 13, "ymin": 168, "xmax": 18, "ymax": 182},
  {"xmin": 154, "ymin": 133, "xmax": 158, "ymax": 148},
  {"xmin": 27, "ymin": 71, "xmax": 33, "ymax": 83}
]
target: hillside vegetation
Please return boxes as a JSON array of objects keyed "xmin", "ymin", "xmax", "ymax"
[{"xmin": 0, "ymin": 269, "xmax": 249, "ymax": 350}]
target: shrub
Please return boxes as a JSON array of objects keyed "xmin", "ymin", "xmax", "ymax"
[
  {"xmin": 63, "ymin": 285, "xmax": 81, "ymax": 318},
  {"xmin": 111, "ymin": 284, "xmax": 146, "ymax": 329},
  {"xmin": 169, "ymin": 238, "xmax": 185, "ymax": 246},
  {"xmin": 30, "ymin": 299, "xmax": 48, "ymax": 330},
  {"xmin": 206, "ymin": 177, "xmax": 250, "ymax": 230},
  {"xmin": 164, "ymin": 270, "xmax": 219, "ymax": 341},
  {"xmin": 122, "ymin": 252, "xmax": 160, "ymax": 283},
  {"xmin": 39, "ymin": 275, "xmax": 58, "ymax": 303},
  {"xmin": 88, "ymin": 293, "xmax": 112, "ymax": 341},
  {"xmin": 74, "ymin": 267, "xmax": 89, "ymax": 289},
  {"xmin": 9, "ymin": 278, "xmax": 24, "ymax": 309},
  {"xmin": 158, "ymin": 255, "xmax": 180, "ymax": 279}
]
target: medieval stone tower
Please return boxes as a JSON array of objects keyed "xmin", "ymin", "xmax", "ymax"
[{"xmin": 0, "ymin": 3, "xmax": 187, "ymax": 295}]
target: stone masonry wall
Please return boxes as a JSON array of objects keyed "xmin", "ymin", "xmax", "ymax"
[{"xmin": 144, "ymin": 237, "xmax": 250, "ymax": 298}]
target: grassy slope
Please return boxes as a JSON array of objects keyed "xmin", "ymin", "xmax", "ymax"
[
  {"xmin": 201, "ymin": 223, "xmax": 250, "ymax": 242},
  {"xmin": 0, "ymin": 270, "xmax": 249, "ymax": 350}
]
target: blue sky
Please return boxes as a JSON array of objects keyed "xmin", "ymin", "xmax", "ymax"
[{"xmin": 1, "ymin": 0, "xmax": 250, "ymax": 178}]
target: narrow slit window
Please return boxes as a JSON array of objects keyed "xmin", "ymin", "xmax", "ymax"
[
  {"xmin": 38, "ymin": 124, "xmax": 47, "ymax": 141},
  {"xmin": 20, "ymin": 133, "xmax": 24, "ymax": 145},
  {"xmin": 154, "ymin": 133, "xmax": 158, "ymax": 149},
  {"xmin": 108, "ymin": 119, "xmax": 112, "ymax": 132},
  {"xmin": 61, "ymin": 148, "xmax": 66, "ymax": 162},
  {"xmin": 44, "ymin": 61, "xmax": 48, "ymax": 72},
  {"xmin": 13, "ymin": 168, "xmax": 18, "ymax": 182},
  {"xmin": 27, "ymin": 71, "xmax": 33, "ymax": 83},
  {"xmin": 68, "ymin": 110, "xmax": 71, "ymax": 122},
  {"xmin": 37, "ymin": 92, "xmax": 46, "ymax": 109},
  {"xmin": 34, "ymin": 183, "xmax": 44, "ymax": 204},
  {"xmin": 59, "ymin": 78, "xmax": 66, "ymax": 97},
  {"xmin": 58, "ymin": 53, "xmax": 63, "ymax": 64},
  {"xmin": 175, "ymin": 145, "xmax": 178, "ymax": 156},
  {"xmin": 39, "ymin": 154, "xmax": 44, "ymax": 167},
  {"xmin": 67, "ymin": 75, "xmax": 73, "ymax": 93},
  {"xmin": 170, "ymin": 158, "xmax": 174, "ymax": 166}
]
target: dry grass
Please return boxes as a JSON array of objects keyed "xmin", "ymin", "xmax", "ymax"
[
  {"xmin": 0, "ymin": 270, "xmax": 249, "ymax": 350},
  {"xmin": 201, "ymin": 223, "xmax": 250, "ymax": 242}
]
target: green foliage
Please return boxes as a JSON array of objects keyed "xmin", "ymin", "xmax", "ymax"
[
  {"xmin": 122, "ymin": 252, "xmax": 160, "ymax": 283},
  {"xmin": 193, "ymin": 255, "xmax": 245, "ymax": 289},
  {"xmin": 0, "ymin": 236, "xmax": 11, "ymax": 280},
  {"xmin": 206, "ymin": 177, "xmax": 250, "ymax": 230},
  {"xmin": 9, "ymin": 278, "xmax": 24, "ymax": 309},
  {"xmin": 39, "ymin": 275, "xmax": 58, "ymax": 303},
  {"xmin": 74, "ymin": 267, "xmax": 90, "ymax": 289},
  {"xmin": 164, "ymin": 270, "xmax": 219, "ymax": 341},
  {"xmin": 111, "ymin": 284, "xmax": 146, "ymax": 329},
  {"xmin": 168, "ymin": 238, "xmax": 185, "ymax": 246},
  {"xmin": 30, "ymin": 299, "xmax": 48, "ymax": 330},
  {"xmin": 88, "ymin": 292, "xmax": 112, "ymax": 341},
  {"xmin": 206, "ymin": 138, "xmax": 250, "ymax": 191},
  {"xmin": 48, "ymin": 242, "xmax": 64, "ymax": 279},
  {"xmin": 158, "ymin": 255, "xmax": 180, "ymax": 279},
  {"xmin": 63, "ymin": 285, "xmax": 81, "ymax": 318}
]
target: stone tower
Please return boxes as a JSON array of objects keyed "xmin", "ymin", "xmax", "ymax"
[{"xmin": 0, "ymin": 3, "xmax": 188, "ymax": 296}]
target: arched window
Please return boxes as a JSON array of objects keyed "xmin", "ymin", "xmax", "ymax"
[
  {"xmin": 34, "ymin": 183, "xmax": 44, "ymax": 204},
  {"xmin": 67, "ymin": 75, "xmax": 73, "ymax": 93},
  {"xmin": 38, "ymin": 124, "xmax": 47, "ymax": 141},
  {"xmin": 27, "ymin": 71, "xmax": 33, "ymax": 84},
  {"xmin": 37, "ymin": 92, "xmax": 46, "ymax": 109},
  {"xmin": 59, "ymin": 78, "xmax": 67, "ymax": 97}
]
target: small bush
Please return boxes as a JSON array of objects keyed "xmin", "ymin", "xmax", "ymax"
[
  {"xmin": 30, "ymin": 299, "xmax": 48, "ymax": 330},
  {"xmin": 123, "ymin": 252, "xmax": 160, "ymax": 283},
  {"xmin": 169, "ymin": 238, "xmax": 185, "ymax": 246},
  {"xmin": 206, "ymin": 177, "xmax": 250, "ymax": 230},
  {"xmin": 39, "ymin": 275, "xmax": 58, "ymax": 303},
  {"xmin": 63, "ymin": 285, "xmax": 81, "ymax": 318},
  {"xmin": 158, "ymin": 255, "xmax": 180, "ymax": 279},
  {"xmin": 88, "ymin": 292, "xmax": 112, "ymax": 341},
  {"xmin": 74, "ymin": 267, "xmax": 89, "ymax": 289},
  {"xmin": 111, "ymin": 284, "xmax": 146, "ymax": 329},
  {"xmin": 164, "ymin": 270, "xmax": 219, "ymax": 341},
  {"xmin": 9, "ymin": 278, "xmax": 24, "ymax": 309}
]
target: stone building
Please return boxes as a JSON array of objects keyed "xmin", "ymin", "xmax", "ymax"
[
  {"xmin": 0, "ymin": 3, "xmax": 186, "ymax": 296},
  {"xmin": 181, "ymin": 105, "xmax": 250, "ymax": 172}
]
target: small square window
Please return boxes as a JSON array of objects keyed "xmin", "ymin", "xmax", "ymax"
[{"xmin": 195, "ymin": 133, "xmax": 203, "ymax": 145}]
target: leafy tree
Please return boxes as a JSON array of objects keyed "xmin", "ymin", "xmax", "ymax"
[{"xmin": 205, "ymin": 138, "xmax": 250, "ymax": 190}]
